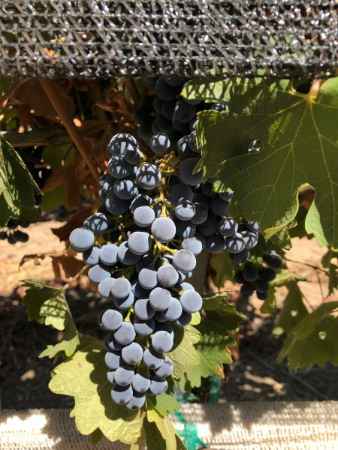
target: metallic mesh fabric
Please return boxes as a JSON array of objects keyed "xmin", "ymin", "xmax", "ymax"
[{"xmin": 0, "ymin": 1, "xmax": 337, "ymax": 79}]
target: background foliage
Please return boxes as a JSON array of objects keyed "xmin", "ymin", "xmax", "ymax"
[{"xmin": 1, "ymin": 76, "xmax": 338, "ymax": 449}]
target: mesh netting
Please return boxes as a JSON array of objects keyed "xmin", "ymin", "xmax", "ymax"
[{"xmin": 0, "ymin": 1, "xmax": 337, "ymax": 79}]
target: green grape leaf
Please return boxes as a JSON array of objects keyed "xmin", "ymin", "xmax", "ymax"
[
  {"xmin": 0, "ymin": 137, "xmax": 40, "ymax": 226},
  {"xmin": 49, "ymin": 336, "xmax": 145, "ymax": 444},
  {"xmin": 272, "ymin": 283, "xmax": 309, "ymax": 337},
  {"xmin": 277, "ymin": 301, "xmax": 338, "ymax": 369},
  {"xmin": 328, "ymin": 264, "xmax": 338, "ymax": 296},
  {"xmin": 42, "ymin": 144, "xmax": 75, "ymax": 169},
  {"xmin": 210, "ymin": 251, "xmax": 235, "ymax": 288},
  {"xmin": 260, "ymin": 287, "xmax": 277, "ymax": 315},
  {"xmin": 41, "ymin": 183, "xmax": 70, "ymax": 213},
  {"xmin": 270, "ymin": 269, "xmax": 306, "ymax": 288},
  {"xmin": 321, "ymin": 248, "xmax": 338, "ymax": 268},
  {"xmin": 165, "ymin": 325, "xmax": 201, "ymax": 379},
  {"xmin": 188, "ymin": 320, "xmax": 235, "ymax": 386},
  {"xmin": 90, "ymin": 428, "xmax": 103, "ymax": 445},
  {"xmin": 22, "ymin": 282, "xmax": 79, "ymax": 359},
  {"xmin": 321, "ymin": 250, "xmax": 338, "ymax": 295},
  {"xmin": 206, "ymin": 301, "xmax": 245, "ymax": 331},
  {"xmin": 202, "ymin": 291, "xmax": 232, "ymax": 310},
  {"xmin": 18, "ymin": 206, "xmax": 41, "ymax": 224},
  {"xmin": 147, "ymin": 378, "xmax": 180, "ymax": 416},
  {"xmin": 289, "ymin": 206, "xmax": 313, "ymax": 240},
  {"xmin": 21, "ymin": 279, "xmax": 46, "ymax": 288},
  {"xmin": 187, "ymin": 78, "xmax": 338, "ymax": 248},
  {"xmin": 39, "ymin": 319, "xmax": 79, "ymax": 359}
]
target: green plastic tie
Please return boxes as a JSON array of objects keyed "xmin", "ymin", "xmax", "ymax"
[{"xmin": 174, "ymin": 410, "xmax": 209, "ymax": 450}]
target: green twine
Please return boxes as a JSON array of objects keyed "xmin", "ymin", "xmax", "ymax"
[
  {"xmin": 174, "ymin": 410, "xmax": 208, "ymax": 450},
  {"xmin": 173, "ymin": 376, "xmax": 222, "ymax": 448}
]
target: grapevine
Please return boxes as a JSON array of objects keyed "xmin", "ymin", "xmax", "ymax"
[{"xmin": 69, "ymin": 77, "xmax": 268, "ymax": 410}]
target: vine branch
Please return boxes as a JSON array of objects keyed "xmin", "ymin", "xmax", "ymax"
[
  {"xmin": 39, "ymin": 79, "xmax": 101, "ymax": 182},
  {"xmin": 285, "ymin": 257, "xmax": 338, "ymax": 283}
]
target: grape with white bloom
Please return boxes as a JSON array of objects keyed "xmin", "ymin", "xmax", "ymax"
[
  {"xmin": 157, "ymin": 264, "xmax": 179, "ymax": 287},
  {"xmin": 133, "ymin": 206, "xmax": 155, "ymax": 227},
  {"xmin": 149, "ymin": 287, "xmax": 172, "ymax": 311},
  {"xmin": 151, "ymin": 217, "xmax": 176, "ymax": 243},
  {"xmin": 111, "ymin": 384, "xmax": 133, "ymax": 404},
  {"xmin": 69, "ymin": 227, "xmax": 94, "ymax": 252},
  {"xmin": 128, "ymin": 232, "xmax": 152, "ymax": 255},
  {"xmin": 143, "ymin": 347, "xmax": 164, "ymax": 369},
  {"xmin": 83, "ymin": 246, "xmax": 100, "ymax": 266},
  {"xmin": 122, "ymin": 343, "xmax": 143, "ymax": 365},
  {"xmin": 173, "ymin": 249, "xmax": 196, "ymax": 273}
]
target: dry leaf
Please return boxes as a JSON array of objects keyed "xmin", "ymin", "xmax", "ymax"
[
  {"xmin": 14, "ymin": 79, "xmax": 75, "ymax": 120},
  {"xmin": 51, "ymin": 206, "xmax": 93, "ymax": 242}
]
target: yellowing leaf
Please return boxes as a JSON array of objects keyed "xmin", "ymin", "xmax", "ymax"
[
  {"xmin": 49, "ymin": 336, "xmax": 145, "ymax": 444},
  {"xmin": 147, "ymin": 378, "xmax": 180, "ymax": 416}
]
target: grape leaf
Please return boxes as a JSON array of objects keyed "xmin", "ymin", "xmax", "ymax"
[
  {"xmin": 328, "ymin": 264, "xmax": 338, "ymax": 296},
  {"xmin": 260, "ymin": 286, "xmax": 277, "ymax": 315},
  {"xmin": 210, "ymin": 251, "xmax": 235, "ymax": 288},
  {"xmin": 144, "ymin": 419, "xmax": 167, "ymax": 450},
  {"xmin": 146, "ymin": 405, "xmax": 186, "ymax": 450},
  {"xmin": 39, "ymin": 319, "xmax": 79, "ymax": 359},
  {"xmin": 202, "ymin": 291, "xmax": 232, "ymax": 310},
  {"xmin": 49, "ymin": 335, "xmax": 145, "ymax": 444},
  {"xmin": 90, "ymin": 428, "xmax": 103, "ymax": 445},
  {"xmin": 185, "ymin": 78, "xmax": 338, "ymax": 248},
  {"xmin": 42, "ymin": 144, "xmax": 75, "ymax": 169},
  {"xmin": 0, "ymin": 136, "xmax": 40, "ymax": 226},
  {"xmin": 147, "ymin": 378, "xmax": 180, "ymax": 415},
  {"xmin": 41, "ymin": 183, "xmax": 70, "ymax": 213},
  {"xmin": 22, "ymin": 282, "xmax": 79, "ymax": 358},
  {"xmin": 270, "ymin": 269, "xmax": 306, "ymax": 288},
  {"xmin": 272, "ymin": 283, "xmax": 309, "ymax": 337},
  {"xmin": 277, "ymin": 301, "xmax": 338, "ymax": 369},
  {"xmin": 206, "ymin": 301, "xmax": 245, "ymax": 331},
  {"xmin": 165, "ymin": 325, "xmax": 201, "ymax": 379},
  {"xmin": 321, "ymin": 249, "xmax": 338, "ymax": 296},
  {"xmin": 187, "ymin": 319, "xmax": 235, "ymax": 387}
]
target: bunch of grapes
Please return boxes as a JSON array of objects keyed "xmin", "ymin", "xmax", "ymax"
[
  {"xmin": 0, "ymin": 219, "xmax": 29, "ymax": 245},
  {"xmin": 234, "ymin": 244, "xmax": 283, "ymax": 300},
  {"xmin": 68, "ymin": 77, "xmax": 263, "ymax": 410}
]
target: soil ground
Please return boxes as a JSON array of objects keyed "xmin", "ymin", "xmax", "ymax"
[{"xmin": 0, "ymin": 219, "xmax": 337, "ymax": 410}]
